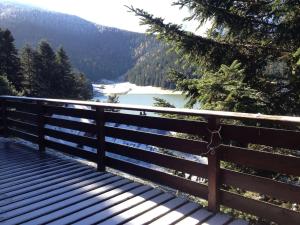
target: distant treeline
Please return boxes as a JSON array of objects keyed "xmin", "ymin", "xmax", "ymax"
[
  {"xmin": 0, "ymin": 28, "xmax": 93, "ymax": 99},
  {"xmin": 0, "ymin": 3, "xmax": 189, "ymax": 89},
  {"xmin": 126, "ymin": 40, "xmax": 193, "ymax": 89}
]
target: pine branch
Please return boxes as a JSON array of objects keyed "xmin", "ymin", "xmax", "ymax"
[
  {"xmin": 127, "ymin": 6, "xmax": 284, "ymax": 70},
  {"xmin": 175, "ymin": 0, "xmax": 278, "ymax": 28}
]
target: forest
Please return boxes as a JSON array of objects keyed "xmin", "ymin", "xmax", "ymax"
[
  {"xmin": 125, "ymin": 39, "xmax": 195, "ymax": 89},
  {"xmin": 130, "ymin": 1, "xmax": 300, "ymax": 115},
  {"xmin": 0, "ymin": 2, "xmax": 180, "ymax": 87},
  {"xmin": 0, "ymin": 28, "xmax": 93, "ymax": 100},
  {"xmin": 0, "ymin": 1, "xmax": 299, "ymax": 224},
  {"xmin": 129, "ymin": 0, "xmax": 300, "ymax": 223}
]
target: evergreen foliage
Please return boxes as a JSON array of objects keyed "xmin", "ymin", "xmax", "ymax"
[
  {"xmin": 130, "ymin": 2, "xmax": 300, "ymax": 222},
  {"xmin": 0, "ymin": 2, "xmax": 147, "ymax": 81},
  {"xmin": 106, "ymin": 94, "xmax": 120, "ymax": 104},
  {"xmin": 20, "ymin": 45, "xmax": 41, "ymax": 96},
  {"xmin": 0, "ymin": 28, "xmax": 23, "ymax": 91},
  {"xmin": 0, "ymin": 74, "xmax": 18, "ymax": 95},
  {"xmin": 20, "ymin": 41, "xmax": 93, "ymax": 99},
  {"xmin": 129, "ymin": 1, "xmax": 300, "ymax": 115},
  {"xmin": 0, "ymin": 27, "xmax": 93, "ymax": 100},
  {"xmin": 126, "ymin": 39, "xmax": 192, "ymax": 89},
  {"xmin": 0, "ymin": 3, "xmax": 184, "ymax": 85}
]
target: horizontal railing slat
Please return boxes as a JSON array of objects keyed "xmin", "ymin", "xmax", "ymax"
[
  {"xmin": 7, "ymin": 118, "xmax": 38, "ymax": 135},
  {"xmin": 105, "ymin": 112, "xmax": 208, "ymax": 136},
  {"xmin": 6, "ymin": 100, "xmax": 39, "ymax": 113},
  {"xmin": 221, "ymin": 169, "xmax": 300, "ymax": 203},
  {"xmin": 222, "ymin": 124, "xmax": 300, "ymax": 150},
  {"xmin": 8, "ymin": 128, "xmax": 38, "ymax": 143},
  {"xmin": 105, "ymin": 126, "xmax": 208, "ymax": 156},
  {"xmin": 44, "ymin": 139, "xmax": 96, "ymax": 162},
  {"xmin": 2, "ymin": 95, "xmax": 300, "ymax": 125},
  {"xmin": 45, "ymin": 105, "xmax": 96, "ymax": 119},
  {"xmin": 106, "ymin": 142, "xmax": 208, "ymax": 178},
  {"xmin": 45, "ymin": 116, "xmax": 97, "ymax": 133},
  {"xmin": 220, "ymin": 145, "xmax": 300, "ymax": 176},
  {"xmin": 221, "ymin": 190, "xmax": 300, "ymax": 225},
  {"xmin": 1, "ymin": 95, "xmax": 300, "ymax": 224},
  {"xmin": 6, "ymin": 110, "xmax": 38, "ymax": 124},
  {"xmin": 44, "ymin": 128, "xmax": 97, "ymax": 148},
  {"xmin": 106, "ymin": 156, "xmax": 208, "ymax": 200}
]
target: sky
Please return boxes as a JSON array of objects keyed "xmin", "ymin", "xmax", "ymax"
[{"xmin": 8, "ymin": 0, "xmax": 209, "ymax": 34}]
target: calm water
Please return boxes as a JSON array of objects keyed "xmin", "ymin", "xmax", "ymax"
[{"xmin": 94, "ymin": 93, "xmax": 188, "ymax": 108}]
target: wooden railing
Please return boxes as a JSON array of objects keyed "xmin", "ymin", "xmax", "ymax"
[{"xmin": 0, "ymin": 95, "xmax": 299, "ymax": 224}]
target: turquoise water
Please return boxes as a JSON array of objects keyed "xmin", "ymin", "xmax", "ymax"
[{"xmin": 94, "ymin": 93, "xmax": 188, "ymax": 108}]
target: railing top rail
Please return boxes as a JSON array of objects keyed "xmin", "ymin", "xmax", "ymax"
[{"xmin": 1, "ymin": 95, "xmax": 300, "ymax": 124}]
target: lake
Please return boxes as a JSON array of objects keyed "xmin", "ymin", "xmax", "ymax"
[
  {"xmin": 94, "ymin": 93, "xmax": 187, "ymax": 108},
  {"xmin": 93, "ymin": 82, "xmax": 190, "ymax": 108}
]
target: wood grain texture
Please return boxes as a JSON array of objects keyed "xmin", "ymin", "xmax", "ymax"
[{"xmin": 0, "ymin": 141, "xmax": 247, "ymax": 225}]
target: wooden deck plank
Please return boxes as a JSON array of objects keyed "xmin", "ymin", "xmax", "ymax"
[
  {"xmin": 123, "ymin": 197, "xmax": 188, "ymax": 225},
  {"xmin": 0, "ymin": 167, "xmax": 91, "ymax": 206},
  {"xmin": 0, "ymin": 166, "xmax": 89, "ymax": 198},
  {"xmin": 98, "ymin": 193, "xmax": 175, "ymax": 225},
  {"xmin": 201, "ymin": 213, "xmax": 232, "ymax": 225},
  {"xmin": 75, "ymin": 189, "xmax": 162, "ymax": 225},
  {"xmin": 20, "ymin": 180, "xmax": 135, "ymax": 225},
  {"xmin": 149, "ymin": 202, "xmax": 200, "ymax": 225},
  {"xmin": 0, "ymin": 162, "xmax": 80, "ymax": 190},
  {"xmin": 0, "ymin": 141, "xmax": 248, "ymax": 225},
  {"xmin": 35, "ymin": 182, "xmax": 141, "ymax": 225},
  {"xmin": 0, "ymin": 159, "xmax": 66, "ymax": 177},
  {"xmin": 0, "ymin": 171, "xmax": 98, "ymax": 210},
  {"xmin": 51, "ymin": 185, "xmax": 151, "ymax": 225},
  {"xmin": 174, "ymin": 208, "xmax": 213, "ymax": 225},
  {"xmin": 0, "ymin": 175, "xmax": 119, "ymax": 224},
  {"xmin": 0, "ymin": 157, "xmax": 55, "ymax": 170},
  {"xmin": 0, "ymin": 156, "xmax": 56, "ymax": 169},
  {"xmin": 0, "ymin": 159, "xmax": 71, "ymax": 180},
  {"xmin": 0, "ymin": 159, "xmax": 60, "ymax": 173},
  {"xmin": 228, "ymin": 219, "xmax": 249, "ymax": 225}
]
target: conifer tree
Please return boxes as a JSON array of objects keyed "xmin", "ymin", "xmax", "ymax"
[
  {"xmin": 37, "ymin": 40, "xmax": 59, "ymax": 98},
  {"xmin": 55, "ymin": 47, "xmax": 73, "ymax": 97},
  {"xmin": 0, "ymin": 28, "xmax": 23, "ymax": 91},
  {"xmin": 72, "ymin": 72, "xmax": 93, "ymax": 100},
  {"xmin": 20, "ymin": 41, "xmax": 93, "ymax": 100},
  {"xmin": 129, "ymin": 1, "xmax": 300, "ymax": 115},
  {"xmin": 0, "ymin": 74, "xmax": 18, "ymax": 95},
  {"xmin": 20, "ymin": 45, "xmax": 41, "ymax": 96},
  {"xmin": 0, "ymin": 27, "xmax": 92, "ymax": 100},
  {"xmin": 55, "ymin": 47, "xmax": 93, "ymax": 100}
]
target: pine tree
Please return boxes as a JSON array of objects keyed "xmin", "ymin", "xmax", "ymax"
[
  {"xmin": 0, "ymin": 27, "xmax": 92, "ymax": 100},
  {"xmin": 20, "ymin": 41, "xmax": 93, "ymax": 100},
  {"xmin": 107, "ymin": 94, "xmax": 119, "ymax": 104},
  {"xmin": 55, "ymin": 47, "xmax": 74, "ymax": 98},
  {"xmin": 0, "ymin": 74, "xmax": 18, "ymax": 95},
  {"xmin": 129, "ymin": 1, "xmax": 300, "ymax": 115},
  {"xmin": 20, "ymin": 45, "xmax": 41, "ymax": 96},
  {"xmin": 72, "ymin": 72, "xmax": 93, "ymax": 100},
  {"xmin": 37, "ymin": 40, "xmax": 60, "ymax": 98},
  {"xmin": 0, "ymin": 28, "xmax": 23, "ymax": 91}
]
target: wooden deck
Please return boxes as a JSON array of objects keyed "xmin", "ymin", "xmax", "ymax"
[{"xmin": 0, "ymin": 140, "xmax": 247, "ymax": 225}]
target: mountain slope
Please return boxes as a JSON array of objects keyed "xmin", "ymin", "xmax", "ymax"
[
  {"xmin": 0, "ymin": 2, "xmax": 147, "ymax": 81},
  {"xmin": 126, "ymin": 40, "xmax": 180, "ymax": 89}
]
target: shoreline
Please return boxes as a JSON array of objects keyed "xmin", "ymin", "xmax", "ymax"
[{"xmin": 93, "ymin": 82, "xmax": 183, "ymax": 95}]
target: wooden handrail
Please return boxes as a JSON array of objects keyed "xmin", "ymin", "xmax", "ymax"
[
  {"xmin": 1, "ymin": 95, "xmax": 300, "ymax": 124},
  {"xmin": 0, "ymin": 95, "xmax": 299, "ymax": 224}
]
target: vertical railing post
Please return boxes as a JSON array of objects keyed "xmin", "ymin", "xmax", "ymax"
[
  {"xmin": 37, "ymin": 101, "xmax": 45, "ymax": 152},
  {"xmin": 96, "ymin": 106, "xmax": 105, "ymax": 171},
  {"xmin": 207, "ymin": 117, "xmax": 221, "ymax": 212},
  {"xmin": 1, "ymin": 98, "xmax": 8, "ymax": 137}
]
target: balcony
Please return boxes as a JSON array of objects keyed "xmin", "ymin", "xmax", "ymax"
[{"xmin": 0, "ymin": 96, "xmax": 299, "ymax": 224}]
